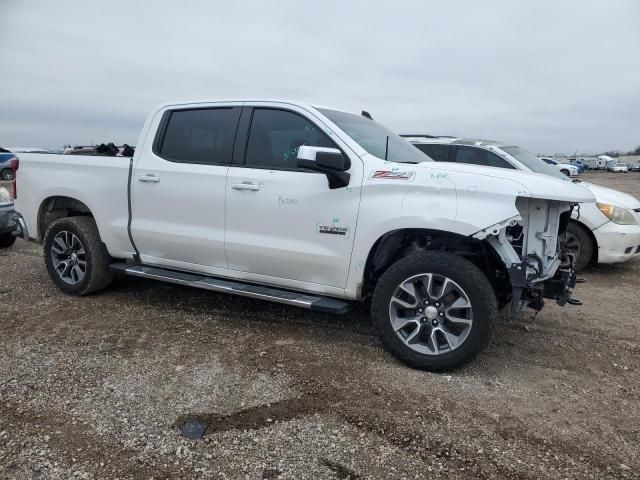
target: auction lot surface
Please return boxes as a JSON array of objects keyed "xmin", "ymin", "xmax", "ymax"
[{"xmin": 1, "ymin": 172, "xmax": 639, "ymax": 479}]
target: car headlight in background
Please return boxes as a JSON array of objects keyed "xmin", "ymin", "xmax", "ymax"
[
  {"xmin": 596, "ymin": 202, "xmax": 638, "ymax": 225},
  {"xmin": 0, "ymin": 187, "xmax": 12, "ymax": 203}
]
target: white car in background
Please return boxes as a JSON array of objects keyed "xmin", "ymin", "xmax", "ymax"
[
  {"xmin": 540, "ymin": 157, "xmax": 580, "ymax": 177},
  {"xmin": 405, "ymin": 136, "xmax": 640, "ymax": 271},
  {"xmin": 607, "ymin": 162, "xmax": 629, "ymax": 173}
]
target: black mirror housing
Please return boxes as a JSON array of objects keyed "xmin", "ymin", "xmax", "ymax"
[
  {"xmin": 296, "ymin": 146, "xmax": 351, "ymax": 189},
  {"xmin": 316, "ymin": 151, "xmax": 350, "ymax": 171}
]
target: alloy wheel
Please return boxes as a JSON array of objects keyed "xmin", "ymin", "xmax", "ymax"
[
  {"xmin": 388, "ymin": 273, "xmax": 473, "ymax": 355},
  {"xmin": 51, "ymin": 231, "xmax": 87, "ymax": 285}
]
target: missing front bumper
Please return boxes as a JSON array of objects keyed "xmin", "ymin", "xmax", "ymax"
[{"xmin": 508, "ymin": 252, "xmax": 579, "ymax": 317}]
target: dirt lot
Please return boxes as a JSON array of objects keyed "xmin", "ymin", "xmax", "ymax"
[{"xmin": 1, "ymin": 173, "xmax": 639, "ymax": 479}]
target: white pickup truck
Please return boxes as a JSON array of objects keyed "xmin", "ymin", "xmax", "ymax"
[{"xmin": 14, "ymin": 100, "xmax": 595, "ymax": 370}]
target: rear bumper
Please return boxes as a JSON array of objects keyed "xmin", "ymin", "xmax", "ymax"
[
  {"xmin": 0, "ymin": 205, "xmax": 28, "ymax": 239},
  {"xmin": 593, "ymin": 221, "xmax": 640, "ymax": 264}
]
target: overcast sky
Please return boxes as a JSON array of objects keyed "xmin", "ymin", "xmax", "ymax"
[{"xmin": 1, "ymin": 0, "xmax": 639, "ymax": 154}]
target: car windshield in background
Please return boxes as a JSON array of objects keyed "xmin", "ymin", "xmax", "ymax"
[
  {"xmin": 501, "ymin": 146, "xmax": 567, "ymax": 180},
  {"xmin": 318, "ymin": 109, "xmax": 432, "ymax": 164}
]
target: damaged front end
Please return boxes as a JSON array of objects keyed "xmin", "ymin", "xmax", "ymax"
[{"xmin": 474, "ymin": 197, "xmax": 579, "ymax": 318}]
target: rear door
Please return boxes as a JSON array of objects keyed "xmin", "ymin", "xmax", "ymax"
[
  {"xmin": 130, "ymin": 104, "xmax": 241, "ymax": 273},
  {"xmin": 224, "ymin": 105, "xmax": 362, "ymax": 289}
]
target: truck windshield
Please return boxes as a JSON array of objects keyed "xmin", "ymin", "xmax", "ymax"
[
  {"xmin": 318, "ymin": 108, "xmax": 432, "ymax": 164},
  {"xmin": 501, "ymin": 146, "xmax": 568, "ymax": 181}
]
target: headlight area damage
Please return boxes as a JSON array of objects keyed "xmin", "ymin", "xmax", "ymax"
[{"xmin": 474, "ymin": 197, "xmax": 579, "ymax": 317}]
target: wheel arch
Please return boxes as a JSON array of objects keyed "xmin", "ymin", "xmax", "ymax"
[
  {"xmin": 360, "ymin": 228, "xmax": 508, "ymax": 302},
  {"xmin": 37, "ymin": 195, "xmax": 94, "ymax": 241}
]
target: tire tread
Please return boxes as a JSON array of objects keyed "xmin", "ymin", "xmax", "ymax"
[{"xmin": 43, "ymin": 216, "xmax": 113, "ymax": 295}]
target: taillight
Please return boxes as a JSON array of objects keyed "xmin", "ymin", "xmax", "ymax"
[{"xmin": 10, "ymin": 156, "xmax": 19, "ymax": 199}]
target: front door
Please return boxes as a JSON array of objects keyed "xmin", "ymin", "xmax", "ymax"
[
  {"xmin": 131, "ymin": 105, "xmax": 241, "ymax": 273},
  {"xmin": 225, "ymin": 107, "xmax": 362, "ymax": 288}
]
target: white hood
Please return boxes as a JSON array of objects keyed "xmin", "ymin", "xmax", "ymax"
[
  {"xmin": 414, "ymin": 161, "xmax": 595, "ymax": 204},
  {"xmin": 580, "ymin": 182, "xmax": 640, "ymax": 209}
]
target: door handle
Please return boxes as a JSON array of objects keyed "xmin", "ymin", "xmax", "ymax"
[
  {"xmin": 138, "ymin": 174, "xmax": 160, "ymax": 183},
  {"xmin": 231, "ymin": 182, "xmax": 260, "ymax": 191}
]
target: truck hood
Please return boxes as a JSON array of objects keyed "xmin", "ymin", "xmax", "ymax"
[
  {"xmin": 579, "ymin": 182, "xmax": 640, "ymax": 209},
  {"xmin": 412, "ymin": 161, "xmax": 595, "ymax": 203}
]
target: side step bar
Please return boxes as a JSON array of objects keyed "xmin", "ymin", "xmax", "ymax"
[{"xmin": 109, "ymin": 263, "xmax": 352, "ymax": 314}]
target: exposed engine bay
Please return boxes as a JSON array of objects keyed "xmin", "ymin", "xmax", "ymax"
[{"xmin": 475, "ymin": 197, "xmax": 579, "ymax": 317}]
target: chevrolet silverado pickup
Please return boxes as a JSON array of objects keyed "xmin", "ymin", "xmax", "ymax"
[{"xmin": 14, "ymin": 100, "xmax": 595, "ymax": 370}]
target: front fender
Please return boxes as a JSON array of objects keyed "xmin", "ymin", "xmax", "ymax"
[{"xmin": 345, "ymin": 165, "xmax": 527, "ymax": 298}]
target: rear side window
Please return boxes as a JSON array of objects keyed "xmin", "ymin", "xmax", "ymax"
[
  {"xmin": 414, "ymin": 143, "xmax": 450, "ymax": 162},
  {"xmin": 244, "ymin": 109, "xmax": 336, "ymax": 170},
  {"xmin": 454, "ymin": 146, "xmax": 516, "ymax": 169},
  {"xmin": 158, "ymin": 108, "xmax": 240, "ymax": 164}
]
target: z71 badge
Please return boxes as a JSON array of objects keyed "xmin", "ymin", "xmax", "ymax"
[{"xmin": 370, "ymin": 169, "xmax": 416, "ymax": 181}]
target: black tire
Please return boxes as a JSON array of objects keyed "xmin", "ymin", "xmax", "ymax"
[
  {"xmin": 565, "ymin": 222, "xmax": 594, "ymax": 272},
  {"xmin": 371, "ymin": 251, "xmax": 496, "ymax": 371},
  {"xmin": 0, "ymin": 168, "xmax": 14, "ymax": 181},
  {"xmin": 0, "ymin": 232, "xmax": 16, "ymax": 248},
  {"xmin": 43, "ymin": 216, "xmax": 113, "ymax": 295},
  {"xmin": 560, "ymin": 169, "xmax": 570, "ymax": 176}
]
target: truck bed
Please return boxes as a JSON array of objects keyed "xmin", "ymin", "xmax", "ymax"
[{"xmin": 15, "ymin": 153, "xmax": 135, "ymax": 258}]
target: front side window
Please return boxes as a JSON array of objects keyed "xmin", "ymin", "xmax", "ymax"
[
  {"xmin": 454, "ymin": 146, "xmax": 515, "ymax": 169},
  {"xmin": 318, "ymin": 108, "xmax": 432, "ymax": 164},
  {"xmin": 244, "ymin": 109, "xmax": 336, "ymax": 169},
  {"xmin": 159, "ymin": 108, "xmax": 239, "ymax": 164}
]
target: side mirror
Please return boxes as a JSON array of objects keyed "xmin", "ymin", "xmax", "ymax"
[{"xmin": 297, "ymin": 146, "xmax": 351, "ymax": 189}]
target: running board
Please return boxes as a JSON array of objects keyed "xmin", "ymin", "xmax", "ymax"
[{"xmin": 109, "ymin": 263, "xmax": 352, "ymax": 314}]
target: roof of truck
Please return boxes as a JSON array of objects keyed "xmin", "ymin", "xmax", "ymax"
[{"xmin": 154, "ymin": 99, "xmax": 355, "ymax": 115}]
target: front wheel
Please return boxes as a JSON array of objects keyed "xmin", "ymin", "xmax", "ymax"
[
  {"xmin": 371, "ymin": 251, "xmax": 496, "ymax": 371},
  {"xmin": 561, "ymin": 169, "xmax": 570, "ymax": 176},
  {"xmin": 43, "ymin": 216, "xmax": 114, "ymax": 295}
]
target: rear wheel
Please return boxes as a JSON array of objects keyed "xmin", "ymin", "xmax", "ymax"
[
  {"xmin": 564, "ymin": 222, "xmax": 594, "ymax": 272},
  {"xmin": 43, "ymin": 217, "xmax": 113, "ymax": 295},
  {"xmin": 561, "ymin": 169, "xmax": 570, "ymax": 176},
  {"xmin": 0, "ymin": 232, "xmax": 16, "ymax": 248},
  {"xmin": 0, "ymin": 168, "xmax": 14, "ymax": 181},
  {"xmin": 371, "ymin": 251, "xmax": 496, "ymax": 371}
]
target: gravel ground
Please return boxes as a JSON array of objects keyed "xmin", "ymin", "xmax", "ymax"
[{"xmin": 1, "ymin": 172, "xmax": 639, "ymax": 479}]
